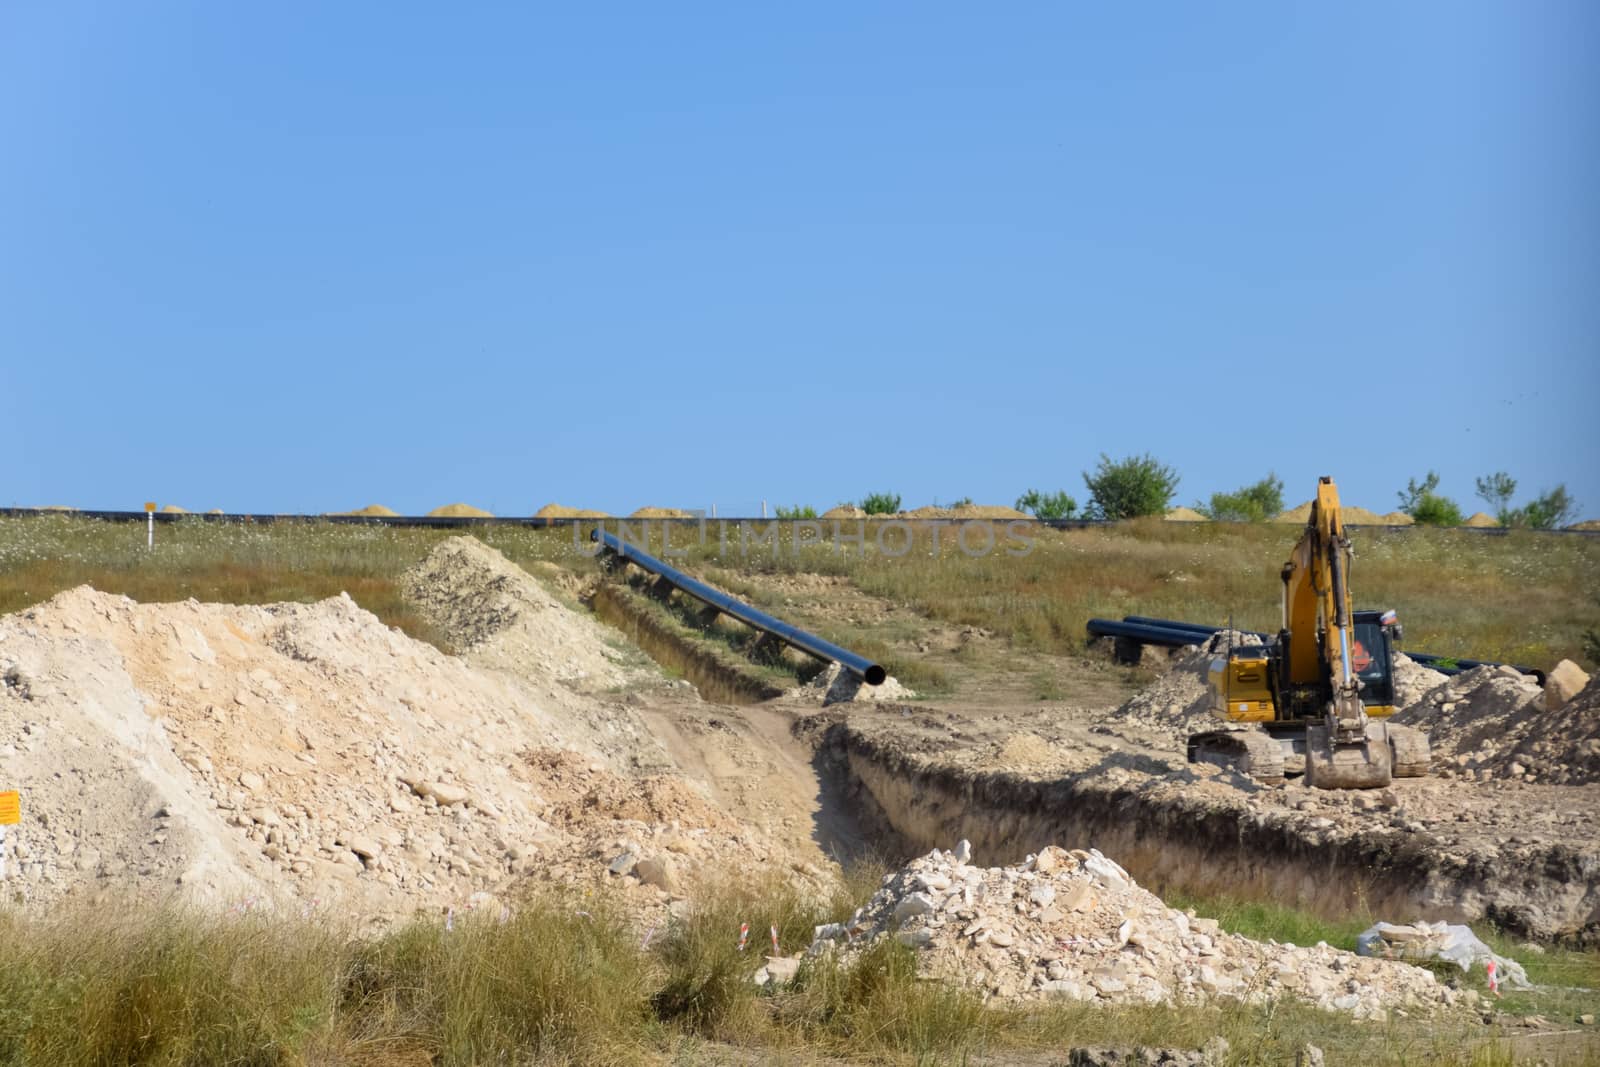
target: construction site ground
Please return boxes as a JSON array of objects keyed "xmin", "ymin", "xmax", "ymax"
[{"xmin": 0, "ymin": 518, "xmax": 1597, "ymax": 1064}]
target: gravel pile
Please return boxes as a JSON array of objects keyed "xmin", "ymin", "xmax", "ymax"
[
  {"xmin": 1397, "ymin": 665, "xmax": 1600, "ymax": 785},
  {"xmin": 1102, "ymin": 631, "xmax": 1262, "ymax": 745},
  {"xmin": 808, "ymin": 843, "xmax": 1473, "ymax": 1018}
]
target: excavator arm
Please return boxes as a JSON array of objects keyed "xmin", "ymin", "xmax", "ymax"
[{"xmin": 1284, "ymin": 478, "xmax": 1395, "ymax": 788}]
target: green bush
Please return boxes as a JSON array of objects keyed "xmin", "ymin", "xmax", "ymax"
[
  {"xmin": 1514, "ymin": 486, "xmax": 1578, "ymax": 530},
  {"xmin": 858, "ymin": 492, "xmax": 901, "ymax": 516},
  {"xmin": 1411, "ymin": 493, "xmax": 1465, "ymax": 527},
  {"xmin": 1015, "ymin": 489, "xmax": 1078, "ymax": 520},
  {"xmin": 1082, "ymin": 454, "xmax": 1179, "ymax": 520},
  {"xmin": 774, "ymin": 505, "xmax": 818, "ymax": 520},
  {"xmin": 1198, "ymin": 472, "xmax": 1284, "ymax": 523},
  {"xmin": 1398, "ymin": 471, "xmax": 1464, "ymax": 526}
]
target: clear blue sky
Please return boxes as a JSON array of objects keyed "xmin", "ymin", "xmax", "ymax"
[{"xmin": 4, "ymin": 3, "xmax": 1596, "ymax": 518}]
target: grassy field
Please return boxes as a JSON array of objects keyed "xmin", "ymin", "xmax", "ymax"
[
  {"xmin": 3, "ymin": 515, "xmax": 1595, "ymax": 677},
  {"xmin": 2, "ymin": 873, "xmax": 1592, "ymax": 1067}
]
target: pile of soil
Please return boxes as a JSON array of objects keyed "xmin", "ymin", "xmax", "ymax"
[
  {"xmin": 1380, "ymin": 511, "xmax": 1415, "ymax": 525},
  {"xmin": 534, "ymin": 503, "xmax": 611, "ymax": 519},
  {"xmin": 1163, "ymin": 507, "xmax": 1208, "ymax": 522},
  {"xmin": 0, "ymin": 578, "xmax": 801, "ymax": 923},
  {"xmin": 334, "ymin": 504, "xmax": 398, "ymax": 517},
  {"xmin": 630, "ymin": 507, "xmax": 694, "ymax": 519},
  {"xmin": 1463, "ymin": 512, "xmax": 1500, "ymax": 528},
  {"xmin": 822, "ymin": 505, "xmax": 866, "ymax": 519},
  {"xmin": 427, "ymin": 503, "xmax": 492, "ymax": 518},
  {"xmin": 160, "ymin": 504, "xmax": 188, "ymax": 514},
  {"xmin": 900, "ymin": 505, "xmax": 1030, "ymax": 520},
  {"xmin": 1567, "ymin": 519, "xmax": 1600, "ymax": 531},
  {"xmin": 1101, "ymin": 632, "xmax": 1263, "ymax": 746},
  {"xmin": 1273, "ymin": 501, "xmax": 1392, "ymax": 525},
  {"xmin": 1396, "ymin": 666, "xmax": 1599, "ymax": 785},
  {"xmin": 809, "ymin": 844, "xmax": 1469, "ymax": 1017}
]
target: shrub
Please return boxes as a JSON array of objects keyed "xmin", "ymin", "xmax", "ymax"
[
  {"xmin": 1398, "ymin": 472, "xmax": 1464, "ymax": 526},
  {"xmin": 1015, "ymin": 489, "xmax": 1079, "ymax": 520},
  {"xmin": 774, "ymin": 505, "xmax": 818, "ymax": 520},
  {"xmin": 1082, "ymin": 454, "xmax": 1179, "ymax": 520},
  {"xmin": 858, "ymin": 492, "xmax": 901, "ymax": 516},
  {"xmin": 1198, "ymin": 473, "xmax": 1284, "ymax": 523},
  {"xmin": 1411, "ymin": 493, "xmax": 1464, "ymax": 527},
  {"xmin": 1514, "ymin": 486, "xmax": 1578, "ymax": 530}
]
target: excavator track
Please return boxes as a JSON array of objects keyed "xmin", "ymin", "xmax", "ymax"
[
  {"xmin": 1387, "ymin": 723, "xmax": 1432, "ymax": 778},
  {"xmin": 1186, "ymin": 725, "xmax": 1286, "ymax": 784}
]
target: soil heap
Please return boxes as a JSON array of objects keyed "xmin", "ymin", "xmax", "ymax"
[
  {"xmin": 427, "ymin": 503, "xmax": 492, "ymax": 518},
  {"xmin": 1102, "ymin": 631, "xmax": 1263, "ymax": 746},
  {"xmin": 1396, "ymin": 666, "xmax": 1599, "ymax": 785},
  {"xmin": 630, "ymin": 507, "xmax": 694, "ymax": 519},
  {"xmin": 535, "ymin": 503, "xmax": 610, "ymax": 519},
  {"xmin": 1163, "ymin": 507, "xmax": 1208, "ymax": 522},
  {"xmin": 810, "ymin": 844, "xmax": 1470, "ymax": 1018}
]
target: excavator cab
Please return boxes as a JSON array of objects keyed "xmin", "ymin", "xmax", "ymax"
[{"xmin": 1347, "ymin": 610, "xmax": 1399, "ymax": 715}]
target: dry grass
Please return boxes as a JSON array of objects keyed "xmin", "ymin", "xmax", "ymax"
[{"xmin": 0, "ymin": 878, "xmax": 1593, "ymax": 1066}]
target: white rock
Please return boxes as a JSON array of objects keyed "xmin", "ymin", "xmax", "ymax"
[{"xmin": 893, "ymin": 892, "xmax": 937, "ymax": 925}]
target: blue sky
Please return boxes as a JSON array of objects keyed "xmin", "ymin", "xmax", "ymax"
[{"xmin": 3, "ymin": 3, "xmax": 1596, "ymax": 518}]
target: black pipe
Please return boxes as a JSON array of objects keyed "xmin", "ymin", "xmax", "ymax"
[
  {"xmin": 590, "ymin": 528, "xmax": 886, "ymax": 685},
  {"xmin": 1085, "ymin": 618, "xmax": 1234, "ymax": 648},
  {"xmin": 1115, "ymin": 615, "xmax": 1543, "ymax": 683}
]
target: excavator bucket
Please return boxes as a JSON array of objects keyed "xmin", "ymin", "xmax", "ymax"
[{"xmin": 1305, "ymin": 721, "xmax": 1393, "ymax": 790}]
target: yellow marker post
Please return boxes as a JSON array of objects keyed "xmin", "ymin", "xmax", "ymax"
[
  {"xmin": 145, "ymin": 501, "xmax": 157, "ymax": 550},
  {"xmin": 0, "ymin": 790, "xmax": 17, "ymax": 880}
]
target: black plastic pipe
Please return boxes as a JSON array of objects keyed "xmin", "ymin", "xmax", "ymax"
[
  {"xmin": 591, "ymin": 528, "xmax": 887, "ymax": 685},
  {"xmin": 1085, "ymin": 618, "xmax": 1232, "ymax": 647},
  {"xmin": 1114, "ymin": 615, "xmax": 1543, "ymax": 683}
]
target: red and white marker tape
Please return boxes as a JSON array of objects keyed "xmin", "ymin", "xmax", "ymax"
[
  {"xmin": 737, "ymin": 923, "xmax": 750, "ymax": 952},
  {"xmin": 1486, "ymin": 959, "xmax": 1501, "ymax": 997},
  {"xmin": 770, "ymin": 924, "xmax": 780, "ymax": 955}
]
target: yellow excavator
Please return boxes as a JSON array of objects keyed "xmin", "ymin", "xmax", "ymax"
[{"xmin": 1187, "ymin": 476, "xmax": 1431, "ymax": 789}]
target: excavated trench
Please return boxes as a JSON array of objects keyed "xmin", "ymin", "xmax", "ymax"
[
  {"xmin": 590, "ymin": 583, "xmax": 788, "ymax": 705},
  {"xmin": 811, "ymin": 721, "xmax": 1600, "ymax": 943}
]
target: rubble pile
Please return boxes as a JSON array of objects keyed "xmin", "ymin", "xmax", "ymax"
[
  {"xmin": 790, "ymin": 662, "xmax": 915, "ymax": 706},
  {"xmin": 809, "ymin": 844, "xmax": 1472, "ymax": 1018},
  {"xmin": 1102, "ymin": 631, "xmax": 1263, "ymax": 745},
  {"xmin": 1396, "ymin": 664, "xmax": 1600, "ymax": 785}
]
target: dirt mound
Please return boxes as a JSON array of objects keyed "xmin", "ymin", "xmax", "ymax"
[
  {"xmin": 160, "ymin": 504, "xmax": 188, "ymax": 514},
  {"xmin": 1396, "ymin": 666, "xmax": 1598, "ymax": 784},
  {"xmin": 1164, "ymin": 506, "xmax": 1208, "ymax": 522},
  {"xmin": 334, "ymin": 504, "xmax": 398, "ymax": 517},
  {"xmin": 1381, "ymin": 511, "xmax": 1415, "ymax": 525},
  {"xmin": 1392, "ymin": 653, "xmax": 1449, "ymax": 709},
  {"xmin": 535, "ymin": 503, "xmax": 611, "ymax": 519},
  {"xmin": 1102, "ymin": 631, "xmax": 1262, "ymax": 746},
  {"xmin": 822, "ymin": 505, "xmax": 866, "ymax": 519},
  {"xmin": 427, "ymin": 503, "xmax": 492, "ymax": 518},
  {"xmin": 1566, "ymin": 519, "xmax": 1600, "ymax": 531},
  {"xmin": 630, "ymin": 507, "xmax": 693, "ymax": 519},
  {"xmin": 809, "ymin": 844, "xmax": 1466, "ymax": 1016},
  {"xmin": 0, "ymin": 585, "xmax": 808, "ymax": 926},
  {"xmin": 898, "ymin": 504, "xmax": 1030, "ymax": 520},
  {"xmin": 1463, "ymin": 512, "xmax": 1500, "ymax": 528},
  {"xmin": 1272, "ymin": 502, "xmax": 1390, "ymax": 525}
]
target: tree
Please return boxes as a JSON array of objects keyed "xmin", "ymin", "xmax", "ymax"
[
  {"xmin": 858, "ymin": 492, "xmax": 901, "ymax": 516},
  {"xmin": 1015, "ymin": 489, "xmax": 1078, "ymax": 520},
  {"xmin": 1474, "ymin": 471, "xmax": 1517, "ymax": 525},
  {"xmin": 1473, "ymin": 471, "xmax": 1578, "ymax": 529},
  {"xmin": 1396, "ymin": 471, "xmax": 1442, "ymax": 516},
  {"xmin": 1082, "ymin": 454, "xmax": 1179, "ymax": 520},
  {"xmin": 1516, "ymin": 485, "xmax": 1577, "ymax": 530},
  {"xmin": 1197, "ymin": 472, "xmax": 1284, "ymax": 523},
  {"xmin": 1398, "ymin": 471, "xmax": 1464, "ymax": 526}
]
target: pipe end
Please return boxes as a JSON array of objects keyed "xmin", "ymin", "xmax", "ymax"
[{"xmin": 864, "ymin": 664, "xmax": 888, "ymax": 687}]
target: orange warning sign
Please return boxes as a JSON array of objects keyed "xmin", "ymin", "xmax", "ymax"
[{"xmin": 0, "ymin": 791, "xmax": 18, "ymax": 825}]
